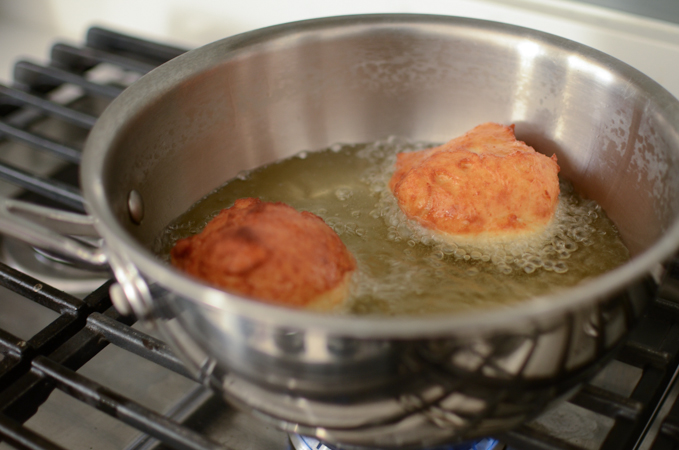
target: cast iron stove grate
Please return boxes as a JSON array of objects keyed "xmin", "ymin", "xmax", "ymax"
[{"xmin": 0, "ymin": 26, "xmax": 678, "ymax": 450}]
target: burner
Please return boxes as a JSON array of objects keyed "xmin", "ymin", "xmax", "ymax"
[
  {"xmin": 288, "ymin": 434, "xmax": 500, "ymax": 450},
  {"xmin": 1, "ymin": 236, "xmax": 109, "ymax": 296}
]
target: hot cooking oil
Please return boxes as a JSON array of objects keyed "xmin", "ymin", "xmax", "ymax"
[{"xmin": 156, "ymin": 137, "xmax": 629, "ymax": 316}]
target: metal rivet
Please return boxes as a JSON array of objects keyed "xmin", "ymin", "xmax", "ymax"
[{"xmin": 128, "ymin": 190, "xmax": 144, "ymax": 224}]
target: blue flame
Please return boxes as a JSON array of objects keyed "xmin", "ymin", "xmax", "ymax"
[{"xmin": 290, "ymin": 434, "xmax": 499, "ymax": 450}]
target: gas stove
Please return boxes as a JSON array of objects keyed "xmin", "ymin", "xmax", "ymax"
[{"xmin": 1, "ymin": 4, "xmax": 679, "ymax": 450}]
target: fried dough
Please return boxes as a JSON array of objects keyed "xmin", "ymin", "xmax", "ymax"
[
  {"xmin": 171, "ymin": 198, "xmax": 356, "ymax": 310},
  {"xmin": 389, "ymin": 122, "xmax": 560, "ymax": 243}
]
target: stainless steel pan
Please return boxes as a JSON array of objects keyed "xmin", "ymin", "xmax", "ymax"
[{"xmin": 3, "ymin": 14, "xmax": 679, "ymax": 449}]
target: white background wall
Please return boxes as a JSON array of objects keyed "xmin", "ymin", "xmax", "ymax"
[
  {"xmin": 1, "ymin": 0, "xmax": 678, "ymax": 47},
  {"xmin": 0, "ymin": 0, "xmax": 678, "ymax": 97}
]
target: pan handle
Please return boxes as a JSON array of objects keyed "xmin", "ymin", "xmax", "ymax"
[
  {"xmin": 0, "ymin": 198, "xmax": 108, "ymax": 268},
  {"xmin": 0, "ymin": 198, "xmax": 158, "ymax": 320}
]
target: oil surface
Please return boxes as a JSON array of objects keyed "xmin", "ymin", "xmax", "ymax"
[{"xmin": 156, "ymin": 138, "xmax": 630, "ymax": 316}]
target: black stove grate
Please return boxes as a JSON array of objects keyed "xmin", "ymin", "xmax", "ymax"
[
  {"xmin": 0, "ymin": 27, "xmax": 185, "ymax": 211},
  {"xmin": 502, "ymin": 278, "xmax": 679, "ymax": 450},
  {"xmin": 0, "ymin": 27, "xmax": 678, "ymax": 450}
]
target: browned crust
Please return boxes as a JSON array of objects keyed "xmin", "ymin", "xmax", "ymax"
[
  {"xmin": 171, "ymin": 198, "xmax": 356, "ymax": 309},
  {"xmin": 389, "ymin": 123, "xmax": 560, "ymax": 241}
]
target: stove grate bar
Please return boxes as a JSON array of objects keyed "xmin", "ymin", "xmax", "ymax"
[
  {"xmin": 0, "ymin": 82, "xmax": 86, "ymax": 209},
  {"xmin": 51, "ymin": 43, "xmax": 164, "ymax": 75},
  {"xmin": 0, "ymin": 313, "xmax": 88, "ymax": 387},
  {"xmin": 0, "ymin": 328, "xmax": 28, "ymax": 356},
  {"xmin": 2, "ymin": 314, "xmax": 80, "ymax": 362},
  {"xmin": 0, "ymin": 266, "xmax": 113, "ymax": 392},
  {"xmin": 86, "ymin": 26, "xmax": 187, "ymax": 66},
  {"xmin": 0, "ymin": 120, "xmax": 82, "ymax": 163},
  {"xmin": 599, "ymin": 319, "xmax": 679, "ymax": 449},
  {"xmin": 569, "ymin": 384, "xmax": 644, "ymax": 421},
  {"xmin": 0, "ymin": 84, "xmax": 97, "ymax": 129},
  {"xmin": 0, "ymin": 287, "xmax": 120, "ymax": 420},
  {"xmin": 13, "ymin": 61, "xmax": 124, "ymax": 99},
  {"xmin": 31, "ymin": 355, "xmax": 228, "ymax": 450},
  {"xmin": 0, "ymin": 161, "xmax": 84, "ymax": 210},
  {"xmin": 500, "ymin": 425, "xmax": 587, "ymax": 450},
  {"xmin": 618, "ymin": 340, "xmax": 671, "ymax": 370},
  {"xmin": 124, "ymin": 386, "xmax": 215, "ymax": 450},
  {"xmin": 0, "ymin": 412, "xmax": 69, "ymax": 450},
  {"xmin": 0, "ymin": 313, "xmax": 88, "ymax": 393},
  {"xmin": 86, "ymin": 312, "xmax": 196, "ymax": 380},
  {"xmin": 0, "ymin": 261, "xmax": 84, "ymax": 313}
]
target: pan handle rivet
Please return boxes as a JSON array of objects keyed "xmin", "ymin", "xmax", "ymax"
[{"xmin": 128, "ymin": 190, "xmax": 144, "ymax": 225}]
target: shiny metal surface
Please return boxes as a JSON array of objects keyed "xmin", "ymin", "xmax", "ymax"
[
  {"xmin": 0, "ymin": 198, "xmax": 108, "ymax": 267},
  {"xmin": 74, "ymin": 14, "xmax": 679, "ymax": 448},
  {"xmin": 127, "ymin": 189, "xmax": 145, "ymax": 225}
]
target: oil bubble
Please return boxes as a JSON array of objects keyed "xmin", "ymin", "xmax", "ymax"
[
  {"xmin": 442, "ymin": 245, "xmax": 457, "ymax": 255},
  {"xmin": 564, "ymin": 241, "xmax": 578, "ymax": 252},
  {"xmin": 335, "ymin": 188, "xmax": 353, "ymax": 201},
  {"xmin": 499, "ymin": 265, "xmax": 513, "ymax": 275},
  {"xmin": 161, "ymin": 135, "xmax": 630, "ymax": 316},
  {"xmin": 553, "ymin": 262, "xmax": 569, "ymax": 274}
]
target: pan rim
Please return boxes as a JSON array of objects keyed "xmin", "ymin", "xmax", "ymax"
[{"xmin": 82, "ymin": 13, "xmax": 679, "ymax": 338}]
